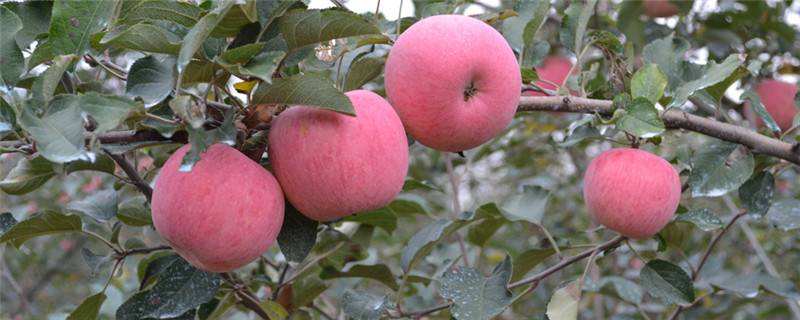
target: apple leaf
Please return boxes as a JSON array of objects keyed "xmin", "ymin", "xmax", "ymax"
[
  {"xmin": 31, "ymin": 55, "xmax": 74, "ymax": 108},
  {"xmin": 440, "ymin": 255, "xmax": 513, "ymax": 320},
  {"xmin": 102, "ymin": 24, "xmax": 182, "ymax": 56},
  {"xmin": 688, "ymin": 139, "xmax": 754, "ymax": 198},
  {"xmin": 766, "ymin": 199, "xmax": 800, "ymax": 231},
  {"xmin": 615, "ymin": 97, "xmax": 665, "ymax": 139},
  {"xmin": 251, "ymin": 74, "xmax": 355, "ymax": 116},
  {"xmin": 320, "ymin": 264, "xmax": 398, "ymax": 291},
  {"xmin": 632, "ymin": 64, "xmax": 668, "ymax": 104},
  {"xmin": 176, "ymin": 1, "xmax": 233, "ymax": 73},
  {"xmin": 28, "ymin": 39, "xmax": 54, "ymax": 71},
  {"xmin": 341, "ymin": 290, "xmax": 387, "ymax": 320},
  {"xmin": 78, "ymin": 92, "xmax": 140, "ymax": 135},
  {"xmin": 64, "ymin": 153, "xmax": 117, "ymax": 175},
  {"xmin": 345, "ymin": 207, "xmax": 398, "ymax": 235},
  {"xmin": 126, "ymin": 56, "xmax": 176, "ymax": 106},
  {"xmin": 49, "ymin": 0, "xmax": 113, "ymax": 56},
  {"xmin": 0, "ymin": 210, "xmax": 82, "ymax": 248},
  {"xmin": 4, "ymin": 1, "xmax": 52, "ymax": 50},
  {"xmin": 277, "ymin": 201, "xmax": 318, "ymax": 264},
  {"xmin": 668, "ymin": 54, "xmax": 744, "ymax": 109},
  {"xmin": 344, "ymin": 57, "xmax": 384, "ymax": 92},
  {"xmin": 738, "ymin": 171, "xmax": 775, "ymax": 218},
  {"xmin": 279, "ymin": 9, "xmax": 381, "ymax": 49},
  {"xmin": 291, "ymin": 277, "xmax": 329, "ymax": 309},
  {"xmin": 66, "ymin": 292, "xmax": 107, "ymax": 320},
  {"xmin": 139, "ymin": 254, "xmax": 181, "ymax": 291},
  {"xmin": 640, "ymin": 259, "xmax": 694, "ymax": 306},
  {"xmin": 119, "ymin": 0, "xmax": 202, "ymax": 28},
  {"xmin": 137, "ymin": 257, "xmax": 220, "ymax": 319},
  {"xmin": 66, "ymin": 190, "xmax": 119, "ymax": 223},
  {"xmin": 741, "ymin": 90, "xmax": 781, "ymax": 133},
  {"xmin": 546, "ymin": 279, "xmax": 582, "ymax": 320},
  {"xmin": 712, "ymin": 271, "xmax": 800, "ymax": 300},
  {"xmin": 500, "ymin": 185, "xmax": 550, "ymax": 225},
  {"xmin": 402, "ymin": 178, "xmax": 442, "ymax": 192},
  {"xmin": 674, "ymin": 208, "xmax": 723, "ymax": 231},
  {"xmin": 511, "ymin": 248, "xmax": 555, "ymax": 283},
  {"xmin": 210, "ymin": 4, "xmax": 258, "ymax": 38},
  {"xmin": 584, "ymin": 276, "xmax": 643, "ymax": 305},
  {"xmin": 0, "ymin": 97, "xmax": 16, "ymax": 139},
  {"xmin": 0, "ymin": 156, "xmax": 57, "ymax": 195},
  {"xmin": 116, "ymin": 291, "xmax": 196, "ymax": 320},
  {"xmin": 0, "ymin": 7, "xmax": 24, "ymax": 88},
  {"xmin": 215, "ymin": 50, "xmax": 284, "ymax": 82},
  {"xmin": 643, "ymin": 35, "xmax": 690, "ymax": 94},
  {"xmin": 559, "ymin": 124, "xmax": 603, "ymax": 148},
  {"xmin": 81, "ymin": 247, "xmax": 111, "ymax": 277},
  {"xmin": 466, "ymin": 217, "xmax": 507, "ymax": 247},
  {"xmin": 20, "ymin": 98, "xmax": 89, "ymax": 163}
]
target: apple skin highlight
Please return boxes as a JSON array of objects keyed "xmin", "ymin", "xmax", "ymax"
[{"xmin": 583, "ymin": 148, "xmax": 681, "ymax": 239}]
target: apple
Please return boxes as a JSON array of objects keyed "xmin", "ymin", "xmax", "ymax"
[
  {"xmin": 267, "ymin": 90, "xmax": 409, "ymax": 221},
  {"xmin": 583, "ymin": 148, "xmax": 681, "ymax": 239},
  {"xmin": 151, "ymin": 143, "xmax": 285, "ymax": 272},
  {"xmin": 384, "ymin": 14, "xmax": 522, "ymax": 152},
  {"xmin": 643, "ymin": 0, "xmax": 680, "ymax": 18},
  {"xmin": 525, "ymin": 56, "xmax": 576, "ymax": 97},
  {"xmin": 744, "ymin": 79, "xmax": 799, "ymax": 132}
]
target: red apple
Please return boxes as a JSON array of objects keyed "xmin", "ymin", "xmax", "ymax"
[
  {"xmin": 643, "ymin": 0, "xmax": 680, "ymax": 18},
  {"xmin": 267, "ymin": 90, "xmax": 409, "ymax": 221},
  {"xmin": 152, "ymin": 143, "xmax": 285, "ymax": 272},
  {"xmin": 744, "ymin": 79, "xmax": 799, "ymax": 132},
  {"xmin": 583, "ymin": 148, "xmax": 681, "ymax": 239},
  {"xmin": 384, "ymin": 14, "xmax": 521, "ymax": 152},
  {"xmin": 525, "ymin": 56, "xmax": 576, "ymax": 97}
]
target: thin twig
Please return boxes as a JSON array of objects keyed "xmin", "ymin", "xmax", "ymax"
[
  {"xmin": 112, "ymin": 245, "xmax": 171, "ymax": 260},
  {"xmin": 106, "ymin": 151, "xmax": 154, "ymax": 202},
  {"xmin": 444, "ymin": 153, "xmax": 471, "ymax": 268}
]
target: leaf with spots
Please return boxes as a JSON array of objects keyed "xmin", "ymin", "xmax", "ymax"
[
  {"xmin": 49, "ymin": 0, "xmax": 114, "ymax": 56},
  {"xmin": 440, "ymin": 255, "xmax": 513, "ymax": 320}
]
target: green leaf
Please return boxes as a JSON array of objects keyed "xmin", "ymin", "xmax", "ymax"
[
  {"xmin": 467, "ymin": 217, "xmax": 507, "ymax": 247},
  {"xmin": 116, "ymin": 290, "xmax": 197, "ymax": 320},
  {"xmin": 0, "ymin": 7, "xmax": 24, "ymax": 88},
  {"xmin": 712, "ymin": 271, "xmax": 800, "ymax": 300},
  {"xmin": 28, "ymin": 39, "xmax": 54, "ymax": 71},
  {"xmin": 615, "ymin": 97, "xmax": 666, "ymax": 138},
  {"xmin": 19, "ymin": 96, "xmax": 89, "ymax": 163},
  {"xmin": 251, "ymin": 74, "xmax": 355, "ymax": 116},
  {"xmin": 674, "ymin": 208, "xmax": 723, "ymax": 231},
  {"xmin": 0, "ymin": 96, "xmax": 16, "ymax": 139},
  {"xmin": 546, "ymin": 279, "xmax": 582, "ymax": 320},
  {"xmin": 210, "ymin": 4, "xmax": 258, "ymax": 38},
  {"xmin": 440, "ymin": 255, "xmax": 513, "ymax": 320},
  {"xmin": 81, "ymin": 247, "xmax": 111, "ymax": 277},
  {"xmin": 0, "ymin": 210, "xmax": 82, "ymax": 248},
  {"xmin": 102, "ymin": 23, "xmax": 182, "ymax": 56},
  {"xmin": 500, "ymin": 185, "xmax": 550, "ymax": 225},
  {"xmin": 1, "ymin": 212, "xmax": 18, "ymax": 235},
  {"xmin": 519, "ymin": 0, "xmax": 550, "ymax": 48},
  {"xmin": 402, "ymin": 178, "xmax": 442, "ymax": 192},
  {"xmin": 688, "ymin": 139, "xmax": 754, "ymax": 198},
  {"xmin": 631, "ymin": 64, "xmax": 668, "ymax": 104},
  {"xmin": 49, "ymin": 0, "xmax": 113, "ymax": 56},
  {"xmin": 400, "ymin": 210, "xmax": 495, "ymax": 273},
  {"xmin": 67, "ymin": 292, "xmax": 107, "ymax": 320},
  {"xmin": 559, "ymin": 124, "xmax": 602, "ymax": 148},
  {"xmin": 279, "ymin": 9, "xmax": 381, "ymax": 49},
  {"xmin": 766, "ymin": 199, "xmax": 800, "ymax": 231},
  {"xmin": 31, "ymin": 55, "xmax": 74, "ymax": 107},
  {"xmin": 520, "ymin": 68, "xmax": 539, "ymax": 83},
  {"xmin": 140, "ymin": 258, "xmax": 220, "ymax": 318},
  {"xmin": 511, "ymin": 248, "xmax": 555, "ymax": 283},
  {"xmin": 119, "ymin": 0, "xmax": 202, "ymax": 28},
  {"xmin": 139, "ymin": 254, "xmax": 181, "ymax": 291},
  {"xmin": 741, "ymin": 90, "xmax": 781, "ymax": 133},
  {"xmin": 738, "ymin": 171, "xmax": 775, "ymax": 218},
  {"xmin": 219, "ymin": 43, "xmax": 264, "ymax": 64},
  {"xmin": 215, "ymin": 50, "xmax": 284, "ymax": 81},
  {"xmin": 66, "ymin": 190, "xmax": 119, "ymax": 223},
  {"xmin": 668, "ymin": 54, "xmax": 745, "ymax": 109},
  {"xmin": 320, "ymin": 264, "xmax": 398, "ymax": 291},
  {"xmin": 341, "ymin": 290, "xmax": 387, "ymax": 320},
  {"xmin": 643, "ymin": 35, "xmax": 690, "ymax": 94},
  {"xmin": 79, "ymin": 92, "xmax": 139, "ymax": 134},
  {"xmin": 277, "ymin": 202, "xmax": 318, "ymax": 264},
  {"xmin": 640, "ymin": 259, "xmax": 694, "ymax": 306},
  {"xmin": 558, "ymin": 1, "xmax": 582, "ymax": 55},
  {"xmin": 117, "ymin": 197, "xmax": 153, "ymax": 227},
  {"xmin": 177, "ymin": 1, "xmax": 234, "ymax": 73},
  {"xmin": 345, "ymin": 207, "xmax": 397, "ymax": 235},
  {"xmin": 291, "ymin": 277, "xmax": 328, "ymax": 308},
  {"xmin": 356, "ymin": 35, "xmax": 390, "ymax": 48},
  {"xmin": 256, "ymin": 301, "xmax": 288, "ymax": 320},
  {"xmin": 702, "ymin": 62, "xmax": 755, "ymax": 104},
  {"xmin": 344, "ymin": 57, "xmax": 384, "ymax": 92},
  {"xmin": 584, "ymin": 276, "xmax": 643, "ymax": 305},
  {"xmin": 65, "ymin": 153, "xmax": 117, "ymax": 175},
  {"xmin": 4, "ymin": 1, "xmax": 52, "ymax": 49},
  {"xmin": 126, "ymin": 56, "xmax": 176, "ymax": 106},
  {"xmin": 0, "ymin": 156, "xmax": 57, "ymax": 195}
]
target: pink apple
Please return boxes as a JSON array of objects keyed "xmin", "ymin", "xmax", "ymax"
[
  {"xmin": 525, "ymin": 56, "xmax": 576, "ymax": 97},
  {"xmin": 152, "ymin": 143, "xmax": 285, "ymax": 272},
  {"xmin": 267, "ymin": 90, "xmax": 409, "ymax": 221},
  {"xmin": 583, "ymin": 148, "xmax": 681, "ymax": 239},
  {"xmin": 643, "ymin": 0, "xmax": 680, "ymax": 18},
  {"xmin": 384, "ymin": 14, "xmax": 522, "ymax": 152},
  {"xmin": 744, "ymin": 79, "xmax": 799, "ymax": 132}
]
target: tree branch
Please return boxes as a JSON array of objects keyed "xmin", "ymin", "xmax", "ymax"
[
  {"xmin": 518, "ymin": 96, "xmax": 800, "ymax": 165},
  {"xmin": 106, "ymin": 151, "xmax": 154, "ymax": 203}
]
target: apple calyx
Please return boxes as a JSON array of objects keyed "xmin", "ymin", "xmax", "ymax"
[{"xmin": 464, "ymin": 82, "xmax": 478, "ymax": 101}]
